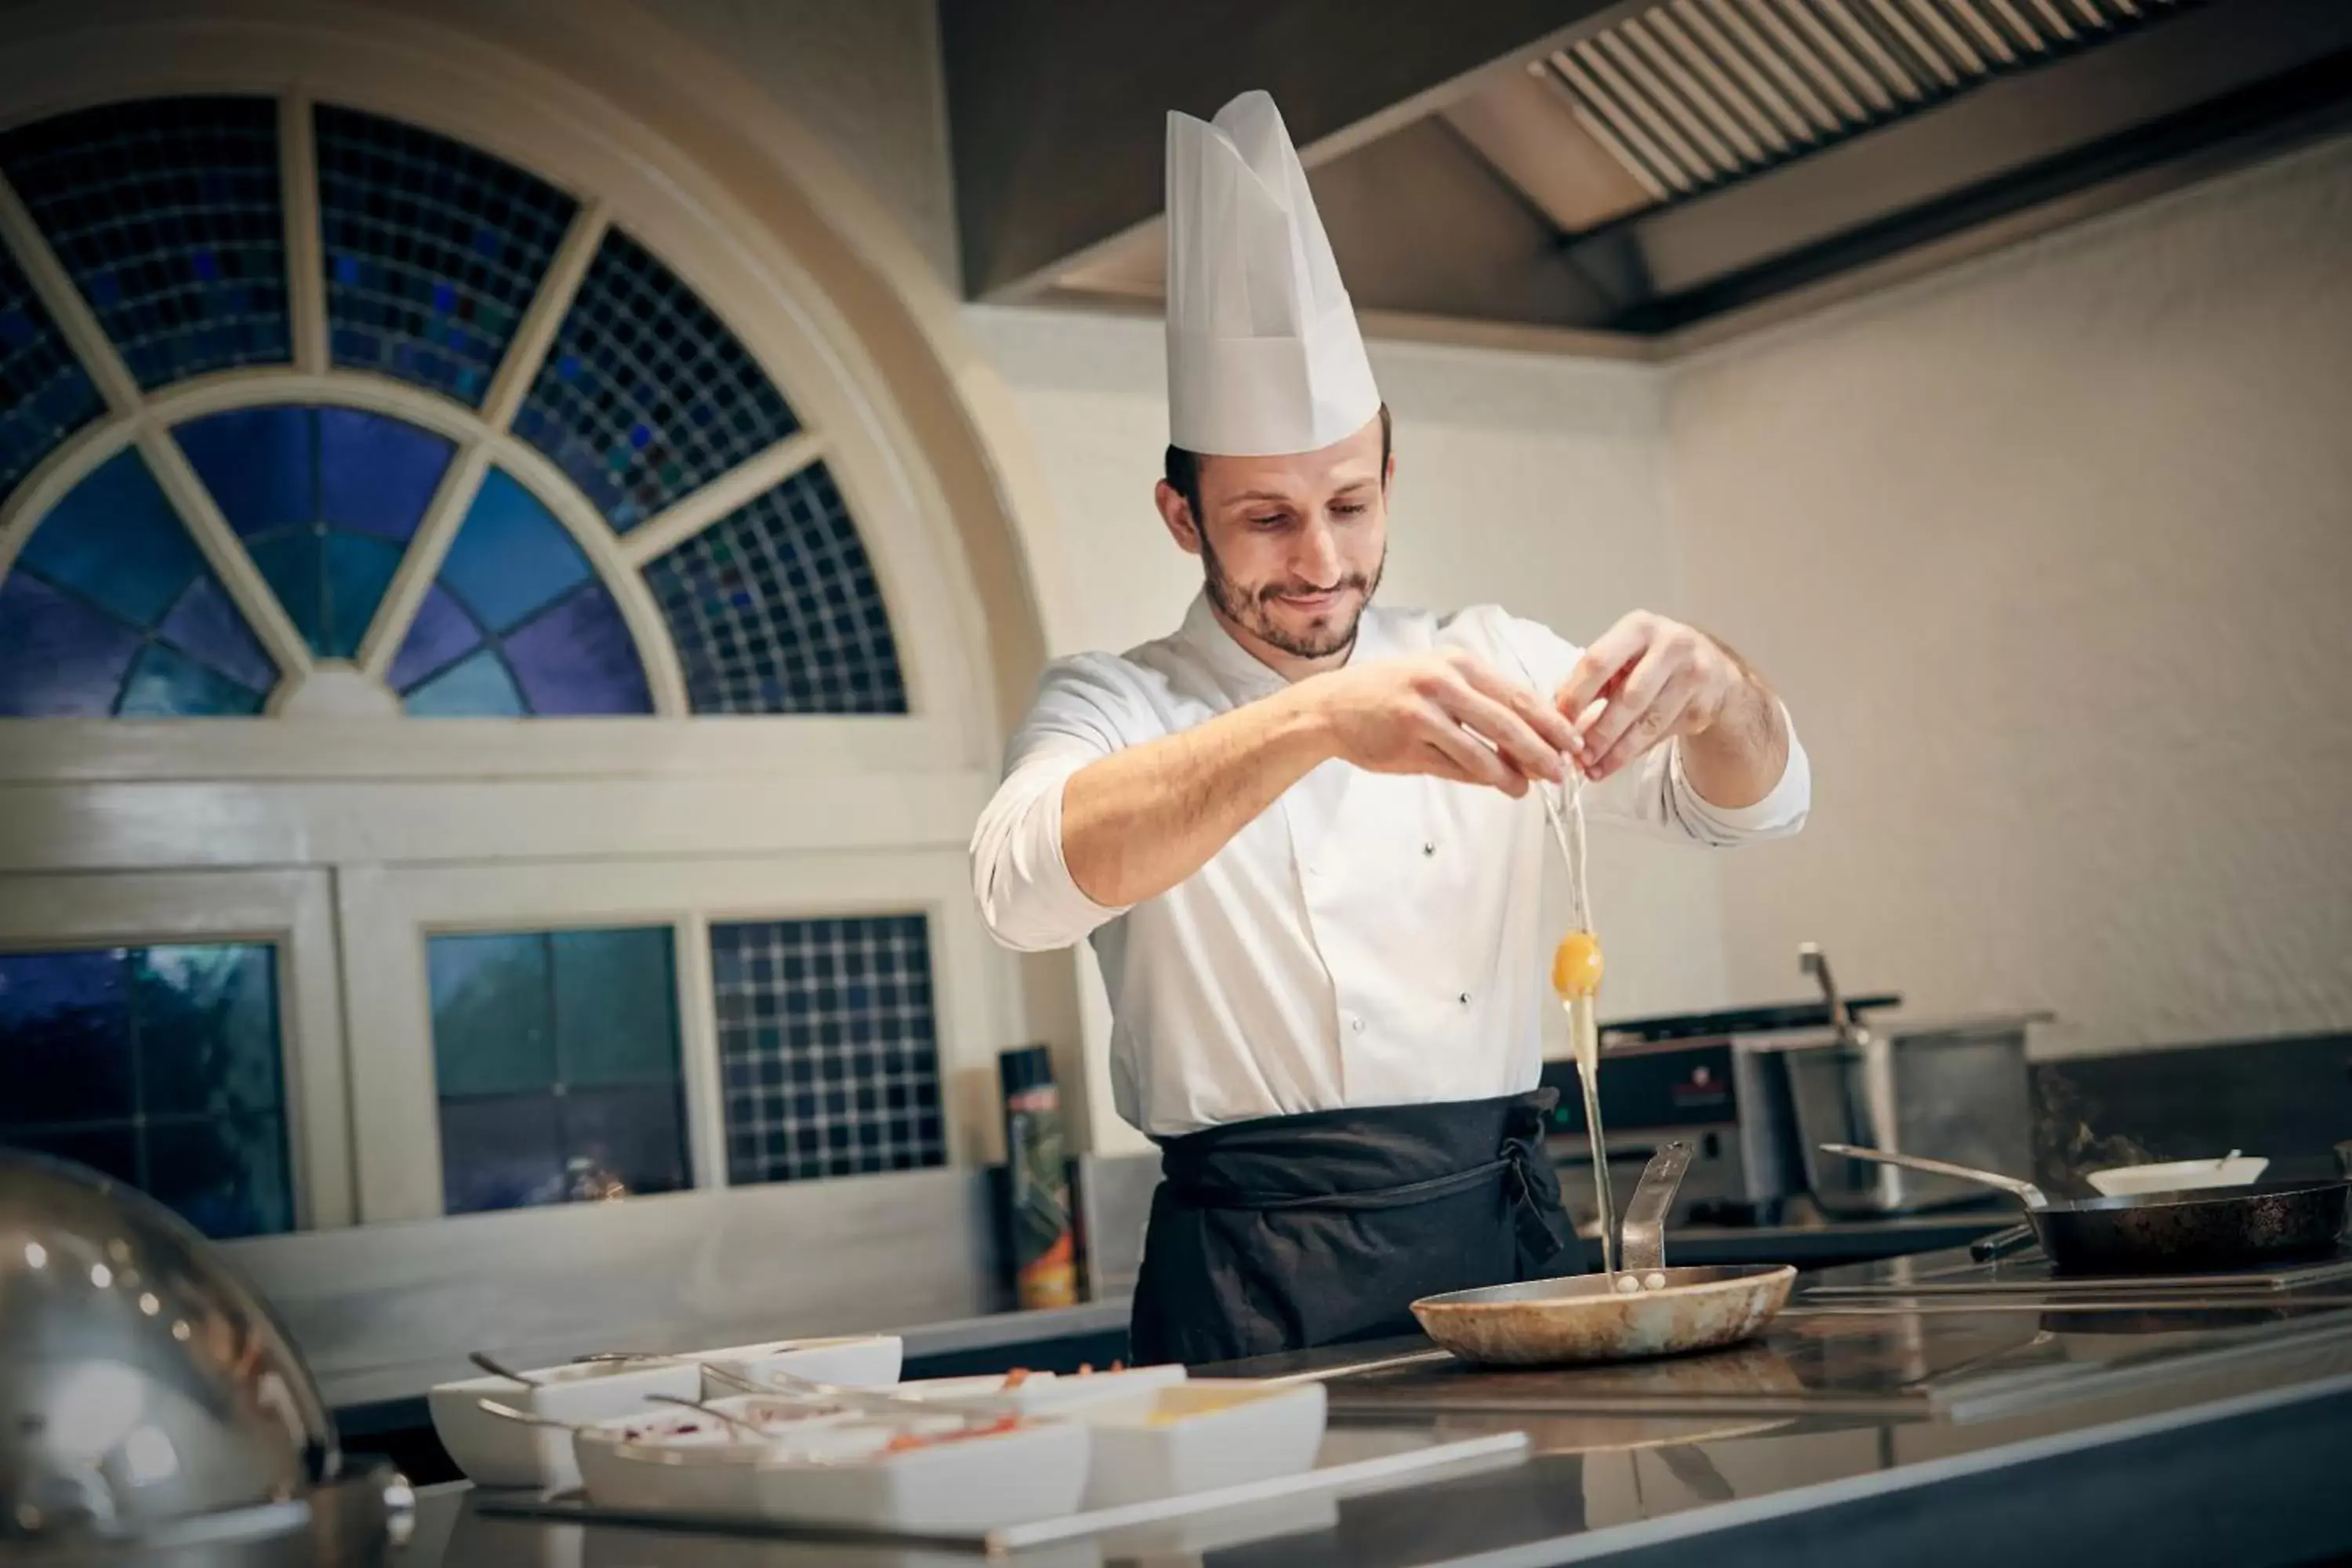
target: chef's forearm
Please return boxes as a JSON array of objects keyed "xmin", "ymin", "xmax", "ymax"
[
  {"xmin": 1062, "ymin": 687, "xmax": 1335, "ymax": 909},
  {"xmin": 1679, "ymin": 670, "xmax": 1790, "ymax": 811}
]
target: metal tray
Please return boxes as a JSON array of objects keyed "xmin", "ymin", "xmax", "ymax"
[{"xmin": 471, "ymin": 1425, "xmax": 1527, "ymax": 1559}]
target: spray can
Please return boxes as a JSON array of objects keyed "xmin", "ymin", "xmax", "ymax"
[{"xmin": 999, "ymin": 1044, "xmax": 1078, "ymax": 1310}]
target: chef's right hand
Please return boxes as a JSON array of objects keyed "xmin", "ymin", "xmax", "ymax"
[{"xmin": 1303, "ymin": 649, "xmax": 1579, "ymax": 795}]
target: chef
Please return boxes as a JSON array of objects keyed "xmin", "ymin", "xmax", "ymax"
[{"xmin": 970, "ymin": 91, "xmax": 1810, "ymax": 1366}]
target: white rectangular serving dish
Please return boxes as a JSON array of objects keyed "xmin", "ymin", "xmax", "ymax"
[
  {"xmin": 427, "ymin": 1358, "xmax": 703, "ymax": 1490},
  {"xmin": 891, "ymin": 1362, "xmax": 1187, "ymax": 1417},
  {"xmin": 752, "ymin": 1415, "xmax": 1092, "ymax": 1533},
  {"xmin": 1074, "ymin": 1379, "xmax": 1327, "ymax": 1510},
  {"xmin": 572, "ymin": 1393, "xmax": 893, "ymax": 1514},
  {"xmin": 689, "ymin": 1334, "xmax": 902, "ymax": 1397}
]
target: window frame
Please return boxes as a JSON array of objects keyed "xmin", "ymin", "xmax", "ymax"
[
  {"xmin": 0, "ymin": 868, "xmax": 352, "ymax": 1229},
  {"xmin": 336, "ymin": 849, "xmax": 1002, "ymax": 1223}
]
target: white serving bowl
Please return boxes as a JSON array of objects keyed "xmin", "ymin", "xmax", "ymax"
[
  {"xmin": 427, "ymin": 1357, "xmax": 706, "ymax": 1490},
  {"xmin": 690, "ymin": 1334, "xmax": 903, "ymax": 1398},
  {"xmin": 2087, "ymin": 1155, "xmax": 2268, "ymax": 1197},
  {"xmin": 1074, "ymin": 1379, "xmax": 1327, "ymax": 1511},
  {"xmin": 752, "ymin": 1414, "xmax": 1091, "ymax": 1533},
  {"xmin": 890, "ymin": 1362, "xmax": 1187, "ymax": 1417},
  {"xmin": 572, "ymin": 1394, "xmax": 866, "ymax": 1514}
]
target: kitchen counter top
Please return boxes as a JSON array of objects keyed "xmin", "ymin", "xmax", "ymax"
[{"xmin": 392, "ymin": 1248, "xmax": 2352, "ymax": 1566}]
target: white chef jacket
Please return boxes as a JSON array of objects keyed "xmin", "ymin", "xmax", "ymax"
[{"xmin": 970, "ymin": 593, "xmax": 1810, "ymax": 1138}]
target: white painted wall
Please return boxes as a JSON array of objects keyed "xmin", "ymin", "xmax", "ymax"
[
  {"xmin": 962, "ymin": 306, "xmax": 1757, "ymax": 1151},
  {"xmin": 644, "ymin": 0, "xmax": 959, "ymax": 285},
  {"xmin": 1664, "ymin": 134, "xmax": 2352, "ymax": 1059}
]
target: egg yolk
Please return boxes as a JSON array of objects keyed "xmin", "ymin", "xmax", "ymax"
[{"xmin": 1552, "ymin": 930, "xmax": 1604, "ymax": 1000}]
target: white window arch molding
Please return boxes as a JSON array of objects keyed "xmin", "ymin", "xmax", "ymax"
[{"xmin": 0, "ymin": 0, "xmax": 1083, "ymax": 1224}]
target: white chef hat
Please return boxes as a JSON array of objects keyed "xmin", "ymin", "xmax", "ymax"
[{"xmin": 1163, "ymin": 90, "xmax": 1381, "ymax": 458}]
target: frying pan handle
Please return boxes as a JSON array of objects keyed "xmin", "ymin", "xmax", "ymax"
[
  {"xmin": 1621, "ymin": 1142, "xmax": 1693, "ymax": 1274},
  {"xmin": 1817, "ymin": 1143, "xmax": 2048, "ymax": 1208},
  {"xmin": 1969, "ymin": 1223, "xmax": 2038, "ymax": 1264}
]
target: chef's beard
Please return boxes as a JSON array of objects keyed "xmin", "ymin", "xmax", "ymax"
[{"xmin": 1199, "ymin": 528, "xmax": 1385, "ymax": 661}]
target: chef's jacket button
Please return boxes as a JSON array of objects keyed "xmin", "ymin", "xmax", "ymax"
[
  {"xmin": 1457, "ymin": 992, "xmax": 1471, "ymax": 1005},
  {"xmin": 1422, "ymin": 841, "xmax": 1436, "ymax": 856},
  {"xmin": 1349, "ymin": 1016, "xmax": 1366, "ymax": 1033}
]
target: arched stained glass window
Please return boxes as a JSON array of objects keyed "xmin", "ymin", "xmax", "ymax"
[{"xmin": 0, "ymin": 94, "xmax": 908, "ymax": 720}]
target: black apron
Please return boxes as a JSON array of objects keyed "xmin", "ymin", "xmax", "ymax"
[{"xmin": 1128, "ymin": 1087, "xmax": 1572, "ymax": 1367}]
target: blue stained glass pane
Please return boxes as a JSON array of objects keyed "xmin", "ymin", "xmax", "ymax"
[
  {"xmin": 0, "ymin": 98, "xmax": 290, "ymax": 390},
  {"xmin": 245, "ymin": 533, "xmax": 325, "ymax": 653},
  {"xmin": 145, "ymin": 1113, "xmax": 291, "ymax": 1240},
  {"xmin": 710, "ymin": 916, "xmax": 944, "ymax": 1185},
  {"xmin": 404, "ymin": 647, "xmax": 525, "ymax": 717},
  {"xmin": 318, "ymin": 408, "xmax": 454, "ymax": 542},
  {"xmin": 503, "ymin": 583, "xmax": 652, "ymax": 715},
  {"xmin": 643, "ymin": 463, "xmax": 906, "ymax": 715},
  {"xmin": 437, "ymin": 469, "xmax": 590, "ymax": 631},
  {"xmin": 0, "ymin": 574, "xmax": 141, "ymax": 717},
  {"xmin": 134, "ymin": 945, "xmax": 281, "ymax": 1116},
  {"xmin": 387, "ymin": 583, "xmax": 483, "ymax": 692},
  {"xmin": 316, "ymin": 107, "xmax": 576, "ymax": 406},
  {"xmin": 0, "ymin": 244, "xmax": 103, "ymax": 499},
  {"xmin": 17, "ymin": 449, "xmax": 206, "ymax": 626},
  {"xmin": 440, "ymin": 1094, "xmax": 562, "ymax": 1214},
  {"xmin": 158, "ymin": 574, "xmax": 274, "ymax": 691},
  {"xmin": 174, "ymin": 407, "xmax": 314, "ymax": 539},
  {"xmin": 428, "ymin": 932, "xmax": 554, "ymax": 1098},
  {"xmin": 0, "ymin": 948, "xmax": 132, "ymax": 1126},
  {"xmin": 517, "ymin": 228, "xmax": 799, "ymax": 532},
  {"xmin": 116, "ymin": 643, "xmax": 263, "ymax": 717},
  {"xmin": 321, "ymin": 531, "xmax": 403, "ymax": 659}
]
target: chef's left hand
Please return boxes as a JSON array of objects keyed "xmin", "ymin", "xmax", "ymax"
[{"xmin": 1555, "ymin": 611, "xmax": 1749, "ymax": 782}]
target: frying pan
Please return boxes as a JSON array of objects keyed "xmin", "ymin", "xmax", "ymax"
[
  {"xmin": 1411, "ymin": 1142, "xmax": 1795, "ymax": 1367},
  {"xmin": 1821, "ymin": 1144, "xmax": 2351, "ymax": 1274}
]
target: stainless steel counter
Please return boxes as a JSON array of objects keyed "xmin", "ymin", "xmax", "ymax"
[{"xmin": 388, "ymin": 1249, "xmax": 2352, "ymax": 1566}]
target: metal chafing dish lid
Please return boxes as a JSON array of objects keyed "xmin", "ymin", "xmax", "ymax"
[{"xmin": 0, "ymin": 1149, "xmax": 344, "ymax": 1548}]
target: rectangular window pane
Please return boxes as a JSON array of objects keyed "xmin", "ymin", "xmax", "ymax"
[
  {"xmin": 427, "ymin": 931, "xmax": 554, "ymax": 1097},
  {"xmin": 146, "ymin": 1111, "xmax": 291, "ymax": 1240},
  {"xmin": 553, "ymin": 927, "xmax": 679, "ymax": 1087},
  {"xmin": 430, "ymin": 924, "xmax": 688, "ymax": 1215},
  {"xmin": 0, "ymin": 940, "xmax": 292, "ymax": 1240},
  {"xmin": 439, "ymin": 1092, "xmax": 562, "ymax": 1214},
  {"xmin": 0, "ymin": 948, "xmax": 133, "ymax": 1125},
  {"xmin": 711, "ymin": 914, "xmax": 944, "ymax": 1186},
  {"xmin": 136, "ymin": 943, "xmax": 282, "ymax": 1116}
]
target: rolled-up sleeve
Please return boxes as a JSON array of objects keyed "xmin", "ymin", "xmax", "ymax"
[{"xmin": 969, "ymin": 655, "xmax": 1143, "ymax": 953}]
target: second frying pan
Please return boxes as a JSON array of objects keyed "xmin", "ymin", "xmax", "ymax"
[{"xmin": 1820, "ymin": 1144, "xmax": 2350, "ymax": 1274}]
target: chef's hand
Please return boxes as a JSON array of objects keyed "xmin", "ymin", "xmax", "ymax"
[
  {"xmin": 1555, "ymin": 611, "xmax": 1751, "ymax": 782},
  {"xmin": 1307, "ymin": 649, "xmax": 1579, "ymax": 796}
]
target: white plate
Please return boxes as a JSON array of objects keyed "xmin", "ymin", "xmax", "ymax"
[
  {"xmin": 752, "ymin": 1416, "xmax": 1091, "ymax": 1532},
  {"xmin": 690, "ymin": 1334, "xmax": 903, "ymax": 1397},
  {"xmin": 428, "ymin": 1358, "xmax": 705, "ymax": 1490},
  {"xmin": 2087, "ymin": 1156, "xmax": 2268, "ymax": 1197},
  {"xmin": 891, "ymin": 1363, "xmax": 1187, "ymax": 1417},
  {"xmin": 1074, "ymin": 1379, "xmax": 1327, "ymax": 1510}
]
